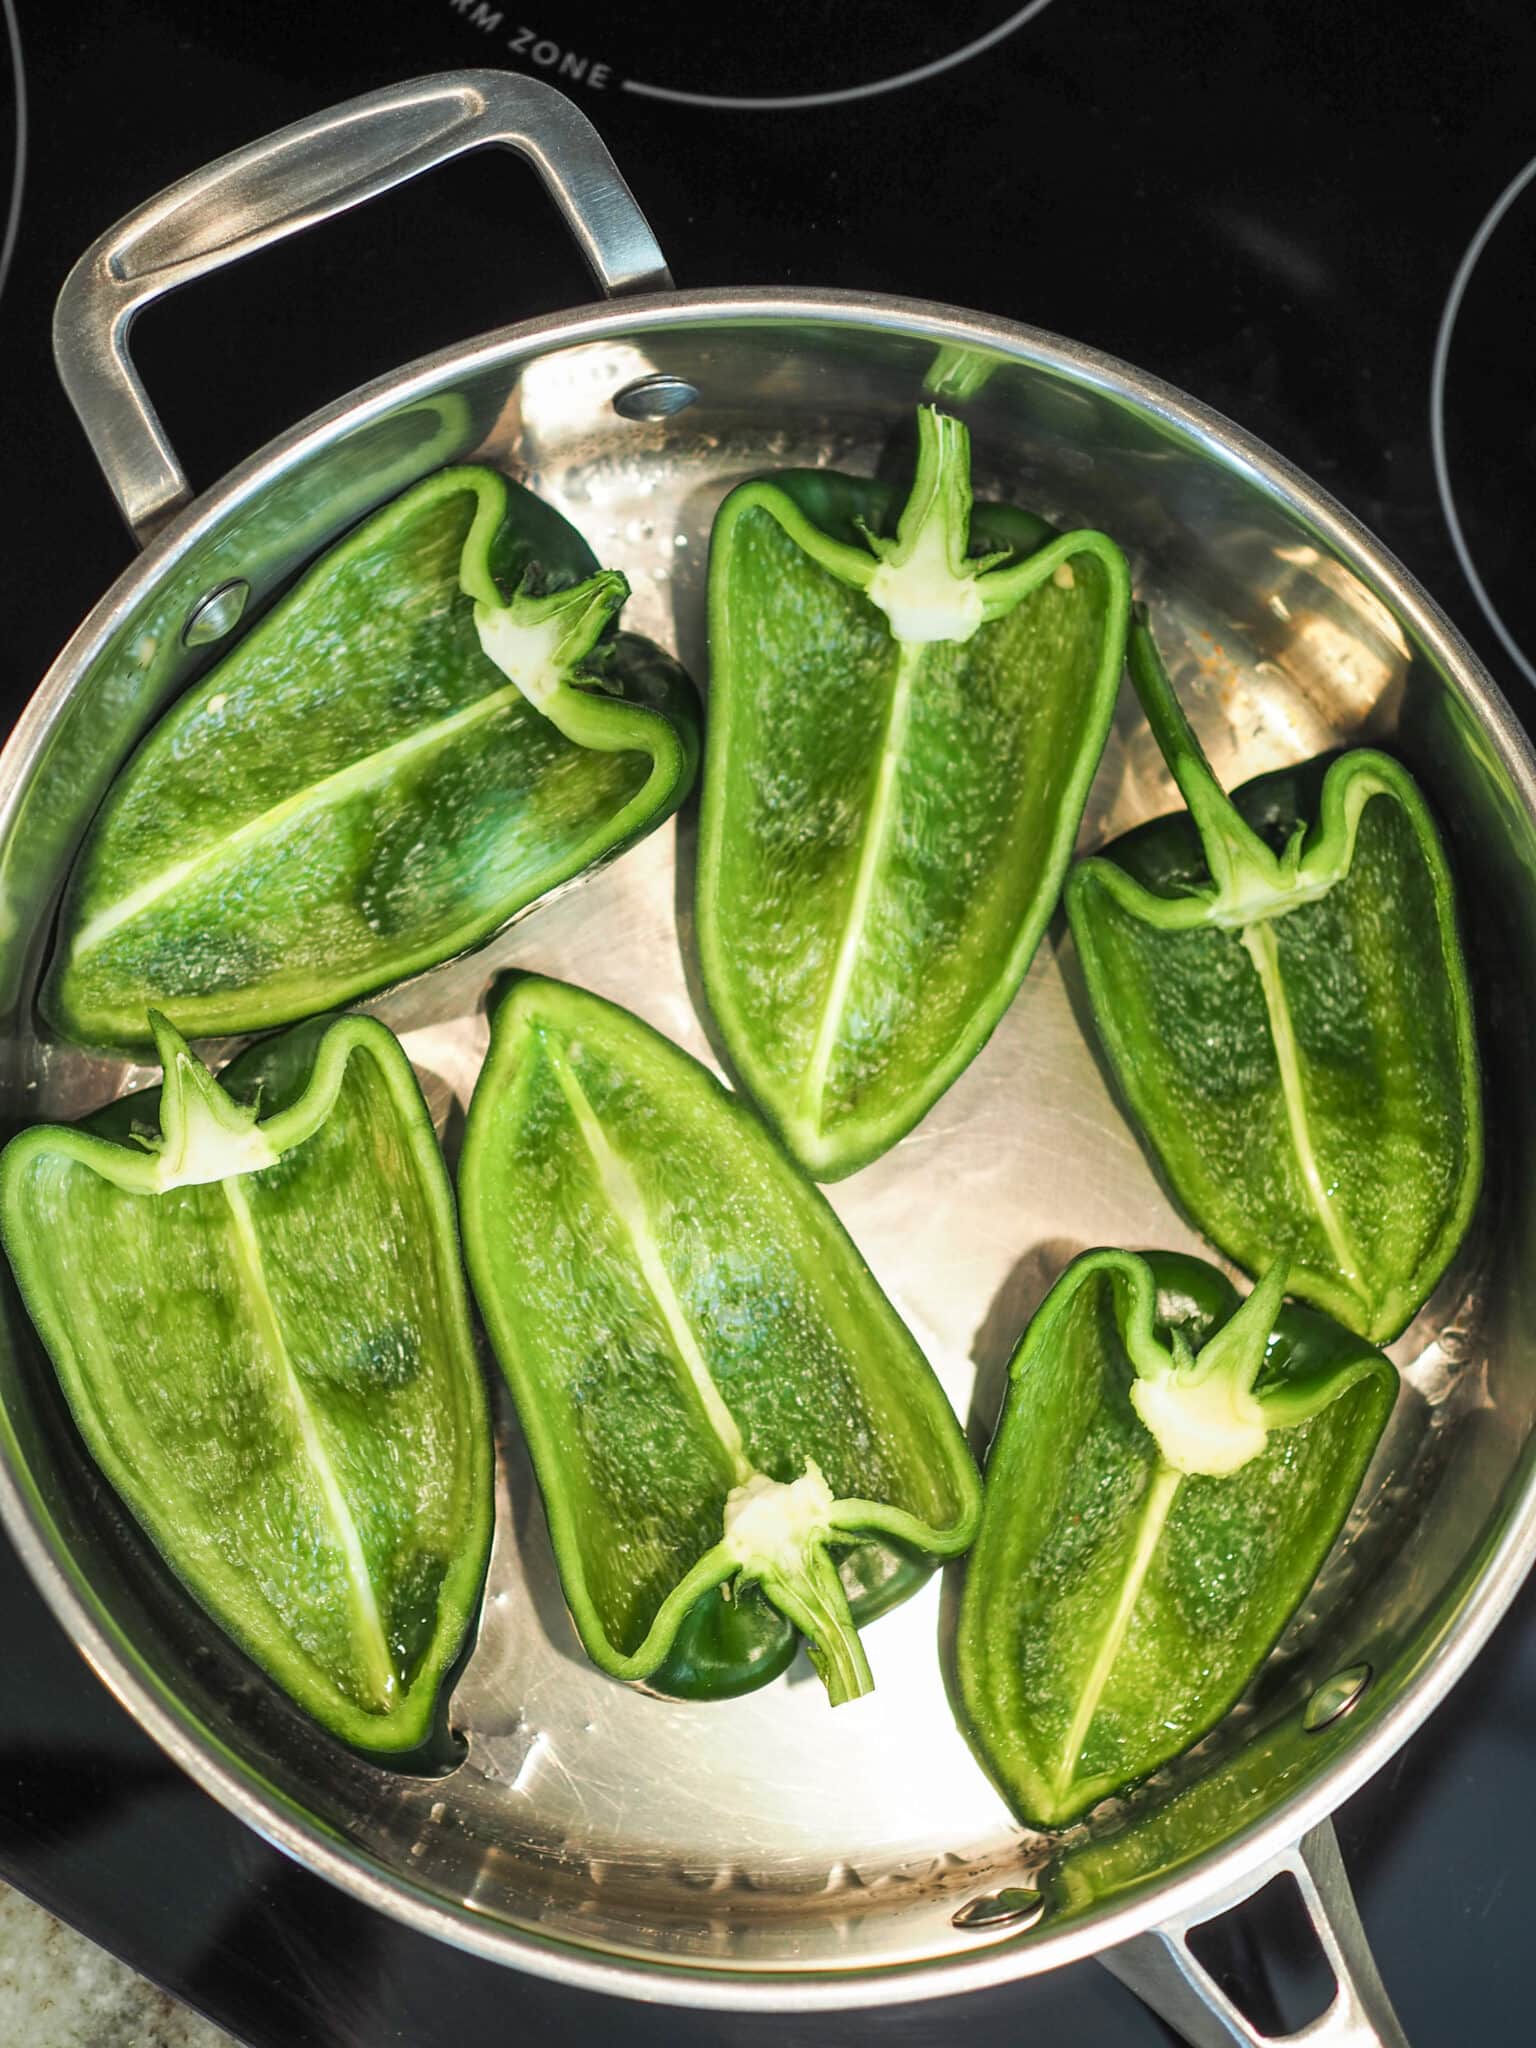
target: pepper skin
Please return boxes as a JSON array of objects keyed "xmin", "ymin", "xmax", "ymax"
[
  {"xmin": 698, "ymin": 406, "xmax": 1130, "ymax": 1180},
  {"xmin": 46, "ymin": 466, "xmax": 699, "ymax": 1053},
  {"xmin": 0, "ymin": 1013, "xmax": 492, "ymax": 1755},
  {"xmin": 1066, "ymin": 609, "xmax": 1482, "ymax": 1343},
  {"xmin": 458, "ymin": 975, "xmax": 981, "ymax": 1706},
  {"xmin": 956, "ymin": 1248, "xmax": 1397, "ymax": 1829}
]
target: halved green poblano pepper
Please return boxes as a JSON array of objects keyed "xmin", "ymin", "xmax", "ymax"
[
  {"xmin": 45, "ymin": 466, "xmax": 699, "ymax": 1054},
  {"xmin": 459, "ymin": 975, "xmax": 981, "ymax": 1705},
  {"xmin": 1066, "ymin": 611, "xmax": 1482, "ymax": 1343},
  {"xmin": 956, "ymin": 1249, "xmax": 1396, "ymax": 1830},
  {"xmin": 0, "ymin": 1013, "xmax": 492, "ymax": 1754},
  {"xmin": 698, "ymin": 406, "xmax": 1130, "ymax": 1180}
]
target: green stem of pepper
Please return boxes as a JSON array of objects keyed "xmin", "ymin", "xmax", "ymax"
[
  {"xmin": 861, "ymin": 409, "xmax": 1011, "ymax": 644},
  {"xmin": 721, "ymin": 1462, "xmax": 877, "ymax": 1705},
  {"xmin": 473, "ymin": 570, "xmax": 629, "ymax": 725},
  {"xmin": 754, "ymin": 1545, "xmax": 875, "ymax": 1707},
  {"xmin": 877, "ymin": 411, "xmax": 997, "ymax": 583},
  {"xmin": 1126, "ymin": 607, "xmax": 1300, "ymax": 914},
  {"xmin": 1129, "ymin": 1258, "xmax": 1291, "ymax": 1478},
  {"xmin": 142, "ymin": 1012, "xmax": 279, "ymax": 1190}
]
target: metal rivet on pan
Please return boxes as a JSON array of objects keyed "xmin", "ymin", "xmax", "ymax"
[
  {"xmin": 951, "ymin": 1886, "xmax": 1046, "ymax": 1932},
  {"xmin": 183, "ymin": 579, "xmax": 250, "ymax": 647},
  {"xmin": 1303, "ymin": 1663, "xmax": 1372, "ymax": 1732},
  {"xmin": 612, "ymin": 374, "xmax": 700, "ymax": 421}
]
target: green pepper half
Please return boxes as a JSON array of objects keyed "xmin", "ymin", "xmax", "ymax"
[
  {"xmin": 459, "ymin": 975, "xmax": 982, "ymax": 1705},
  {"xmin": 956, "ymin": 1248, "xmax": 1396, "ymax": 1830},
  {"xmin": 697, "ymin": 406, "xmax": 1130, "ymax": 1180},
  {"xmin": 45, "ymin": 466, "xmax": 699, "ymax": 1054},
  {"xmin": 1066, "ymin": 611, "xmax": 1482, "ymax": 1343},
  {"xmin": 0, "ymin": 1013, "xmax": 492, "ymax": 1754}
]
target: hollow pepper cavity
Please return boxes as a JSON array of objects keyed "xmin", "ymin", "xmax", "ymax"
[
  {"xmin": 0, "ymin": 1013, "xmax": 493, "ymax": 1754},
  {"xmin": 956, "ymin": 1248, "xmax": 1397, "ymax": 1829},
  {"xmin": 1066, "ymin": 609, "xmax": 1482, "ymax": 1343},
  {"xmin": 458, "ymin": 975, "xmax": 982, "ymax": 1705},
  {"xmin": 46, "ymin": 466, "xmax": 699, "ymax": 1053},
  {"xmin": 697, "ymin": 405, "xmax": 1130, "ymax": 1180}
]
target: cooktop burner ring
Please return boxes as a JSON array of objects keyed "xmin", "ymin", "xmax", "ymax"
[
  {"xmin": 619, "ymin": 0, "xmax": 1059, "ymax": 111},
  {"xmin": 0, "ymin": 0, "xmax": 26, "ymax": 310},
  {"xmin": 1430, "ymin": 148, "xmax": 1536, "ymax": 691}
]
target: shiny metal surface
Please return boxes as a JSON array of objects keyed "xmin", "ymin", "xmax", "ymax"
[
  {"xmin": 1102, "ymin": 1825, "xmax": 1410, "ymax": 2047},
  {"xmin": 179, "ymin": 578, "xmax": 249, "ymax": 648},
  {"xmin": 611, "ymin": 372, "xmax": 701, "ymax": 420},
  {"xmin": 4, "ymin": 73, "xmax": 1536, "ymax": 2033},
  {"xmin": 1303, "ymin": 1667, "xmax": 1374, "ymax": 1735},
  {"xmin": 952, "ymin": 1889, "xmax": 1048, "ymax": 1933},
  {"xmin": 50, "ymin": 72, "xmax": 671, "ymax": 542}
]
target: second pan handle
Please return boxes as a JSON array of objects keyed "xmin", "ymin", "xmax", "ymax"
[
  {"xmin": 1100, "ymin": 1818, "xmax": 1410, "ymax": 2047},
  {"xmin": 52, "ymin": 70, "xmax": 672, "ymax": 546}
]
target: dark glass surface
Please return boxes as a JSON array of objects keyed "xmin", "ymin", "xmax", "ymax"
[{"xmin": 0, "ymin": 2, "xmax": 1533, "ymax": 2041}]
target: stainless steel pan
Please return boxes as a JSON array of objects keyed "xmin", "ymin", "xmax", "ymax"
[{"xmin": 5, "ymin": 69, "xmax": 1535, "ymax": 2047}]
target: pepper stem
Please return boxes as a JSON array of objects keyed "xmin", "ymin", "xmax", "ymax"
[
  {"xmin": 473, "ymin": 569, "xmax": 628, "ymax": 713},
  {"xmin": 863, "ymin": 408, "xmax": 1010, "ymax": 646},
  {"xmin": 721, "ymin": 1462, "xmax": 874, "ymax": 1706},
  {"xmin": 1191, "ymin": 1257, "xmax": 1290, "ymax": 1401},
  {"xmin": 922, "ymin": 343, "xmax": 998, "ymax": 404},
  {"xmin": 757, "ymin": 1546, "xmax": 875, "ymax": 1708},
  {"xmin": 1130, "ymin": 1258, "xmax": 1290, "ymax": 1478},
  {"xmin": 1127, "ymin": 608, "xmax": 1294, "ymax": 911},
  {"xmin": 146, "ymin": 1012, "xmax": 278, "ymax": 1192},
  {"xmin": 883, "ymin": 408, "xmax": 975, "ymax": 575}
]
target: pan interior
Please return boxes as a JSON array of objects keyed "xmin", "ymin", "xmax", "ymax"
[{"xmin": 1, "ymin": 310, "xmax": 1532, "ymax": 1985}]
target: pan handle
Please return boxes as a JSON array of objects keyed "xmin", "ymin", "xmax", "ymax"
[
  {"xmin": 1098, "ymin": 1818, "xmax": 1410, "ymax": 2047},
  {"xmin": 52, "ymin": 70, "xmax": 672, "ymax": 546}
]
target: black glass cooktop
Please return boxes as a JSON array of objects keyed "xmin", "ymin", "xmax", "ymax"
[{"xmin": 2, "ymin": 2, "xmax": 1534, "ymax": 2042}]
